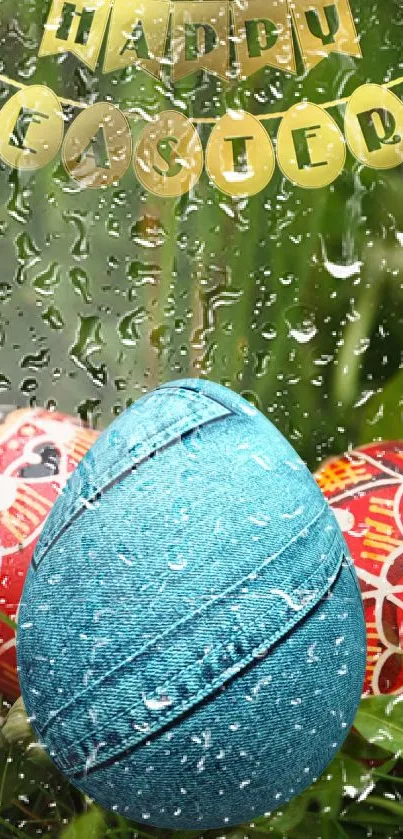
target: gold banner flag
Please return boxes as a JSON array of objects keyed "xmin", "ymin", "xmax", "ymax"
[
  {"xmin": 104, "ymin": 0, "xmax": 170, "ymax": 78},
  {"xmin": 232, "ymin": 0, "xmax": 296, "ymax": 78},
  {"xmin": 39, "ymin": 0, "xmax": 362, "ymax": 81},
  {"xmin": 171, "ymin": 1, "xmax": 230, "ymax": 82},
  {"xmin": 39, "ymin": 0, "xmax": 111, "ymax": 71},
  {"xmin": 290, "ymin": 0, "xmax": 361, "ymax": 70}
]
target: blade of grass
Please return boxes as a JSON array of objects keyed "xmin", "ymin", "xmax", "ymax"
[
  {"xmin": 0, "ymin": 749, "xmax": 11, "ymax": 809},
  {"xmin": 0, "ymin": 813, "xmax": 30, "ymax": 838},
  {"xmin": 0, "ymin": 613, "xmax": 17, "ymax": 633}
]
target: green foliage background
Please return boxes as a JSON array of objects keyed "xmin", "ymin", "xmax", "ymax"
[{"xmin": 0, "ymin": 0, "xmax": 403, "ymax": 835}]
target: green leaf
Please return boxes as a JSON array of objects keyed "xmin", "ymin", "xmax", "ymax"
[
  {"xmin": 281, "ymin": 813, "xmax": 324, "ymax": 839},
  {"xmin": 320, "ymin": 819, "xmax": 350, "ymax": 839},
  {"xmin": 358, "ymin": 367, "xmax": 403, "ymax": 442},
  {"xmin": 0, "ymin": 814, "xmax": 28, "ymax": 838},
  {"xmin": 343, "ymin": 803, "xmax": 403, "ymax": 826},
  {"xmin": 342, "ymin": 791, "xmax": 403, "ymax": 828},
  {"xmin": 339, "ymin": 754, "xmax": 373, "ymax": 799},
  {"xmin": 354, "ymin": 696, "xmax": 403, "ymax": 754},
  {"xmin": 331, "ymin": 828, "xmax": 372, "ymax": 839},
  {"xmin": 328, "ymin": 822, "xmax": 351, "ymax": 839},
  {"xmin": 365, "ymin": 794, "xmax": 403, "ymax": 817},
  {"xmin": 60, "ymin": 807, "xmax": 106, "ymax": 839},
  {"xmin": 226, "ymin": 831, "xmax": 262, "ymax": 839},
  {"xmin": 0, "ymin": 698, "xmax": 34, "ymax": 748},
  {"xmin": 0, "ymin": 612, "xmax": 17, "ymax": 633},
  {"xmin": 258, "ymin": 793, "xmax": 308, "ymax": 833},
  {"xmin": 372, "ymin": 755, "xmax": 399, "ymax": 776},
  {"xmin": 302, "ymin": 755, "xmax": 344, "ymax": 818},
  {"xmin": 342, "ymin": 724, "xmax": 394, "ymax": 763},
  {"xmin": 285, "ymin": 813, "xmax": 363, "ymax": 839},
  {"xmin": 0, "ymin": 747, "xmax": 24, "ymax": 811}
]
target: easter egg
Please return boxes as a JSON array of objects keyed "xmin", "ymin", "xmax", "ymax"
[
  {"xmin": 316, "ymin": 441, "xmax": 403, "ymax": 697},
  {"xmin": 0, "ymin": 406, "xmax": 99, "ymax": 699},
  {"xmin": 17, "ymin": 379, "xmax": 366, "ymax": 829}
]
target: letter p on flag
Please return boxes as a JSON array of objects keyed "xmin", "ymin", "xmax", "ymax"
[
  {"xmin": 39, "ymin": 0, "xmax": 111, "ymax": 71},
  {"xmin": 290, "ymin": 0, "xmax": 361, "ymax": 71}
]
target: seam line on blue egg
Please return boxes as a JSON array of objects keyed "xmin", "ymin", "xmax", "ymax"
[
  {"xmin": 342, "ymin": 553, "xmax": 365, "ymax": 614},
  {"xmin": 32, "ymin": 394, "xmax": 232, "ymax": 571},
  {"xmin": 40, "ymin": 503, "xmax": 335, "ymax": 728},
  {"xmin": 156, "ymin": 380, "xmax": 249, "ymax": 416},
  {"xmin": 40, "ymin": 503, "xmax": 330, "ymax": 730},
  {"xmin": 38, "ymin": 508, "xmax": 345, "ymax": 776},
  {"xmin": 66, "ymin": 535, "xmax": 346, "ymax": 780}
]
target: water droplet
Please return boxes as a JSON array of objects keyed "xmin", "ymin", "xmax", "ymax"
[{"xmin": 142, "ymin": 693, "xmax": 173, "ymax": 711}]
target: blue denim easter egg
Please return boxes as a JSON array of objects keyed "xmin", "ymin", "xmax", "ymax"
[{"xmin": 17, "ymin": 379, "xmax": 366, "ymax": 829}]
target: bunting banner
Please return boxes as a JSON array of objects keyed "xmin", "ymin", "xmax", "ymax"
[
  {"xmin": 38, "ymin": 0, "xmax": 360, "ymax": 80},
  {"xmin": 0, "ymin": 0, "xmax": 402, "ymax": 196}
]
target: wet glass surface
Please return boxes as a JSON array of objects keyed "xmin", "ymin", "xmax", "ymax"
[{"xmin": 0, "ymin": 1, "xmax": 403, "ymax": 837}]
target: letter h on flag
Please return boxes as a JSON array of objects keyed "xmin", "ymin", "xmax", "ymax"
[{"xmin": 39, "ymin": 0, "xmax": 112, "ymax": 71}]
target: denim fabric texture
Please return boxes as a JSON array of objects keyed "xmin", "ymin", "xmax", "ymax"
[{"xmin": 17, "ymin": 378, "xmax": 366, "ymax": 829}]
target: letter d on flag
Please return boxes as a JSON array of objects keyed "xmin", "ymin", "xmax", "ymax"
[{"xmin": 39, "ymin": 0, "xmax": 111, "ymax": 71}]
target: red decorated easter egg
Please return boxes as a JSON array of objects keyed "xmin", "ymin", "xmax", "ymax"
[
  {"xmin": 0, "ymin": 407, "xmax": 99, "ymax": 699},
  {"xmin": 316, "ymin": 442, "xmax": 403, "ymax": 697}
]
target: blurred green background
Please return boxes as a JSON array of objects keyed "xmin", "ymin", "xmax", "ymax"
[{"xmin": 0, "ymin": 0, "xmax": 403, "ymax": 836}]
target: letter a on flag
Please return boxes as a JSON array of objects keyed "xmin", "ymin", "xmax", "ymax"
[
  {"xmin": 290, "ymin": 0, "xmax": 361, "ymax": 71},
  {"xmin": 39, "ymin": 0, "xmax": 111, "ymax": 71},
  {"xmin": 104, "ymin": 0, "xmax": 170, "ymax": 79}
]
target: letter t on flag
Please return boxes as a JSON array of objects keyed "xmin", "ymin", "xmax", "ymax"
[
  {"xmin": 39, "ymin": 0, "xmax": 112, "ymax": 71},
  {"xmin": 290, "ymin": 0, "xmax": 361, "ymax": 71}
]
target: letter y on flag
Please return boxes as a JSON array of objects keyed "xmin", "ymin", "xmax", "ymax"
[{"xmin": 290, "ymin": 0, "xmax": 361, "ymax": 70}]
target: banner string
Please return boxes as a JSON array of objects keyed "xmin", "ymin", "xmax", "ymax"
[{"xmin": 1, "ymin": 71, "xmax": 403, "ymax": 124}]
